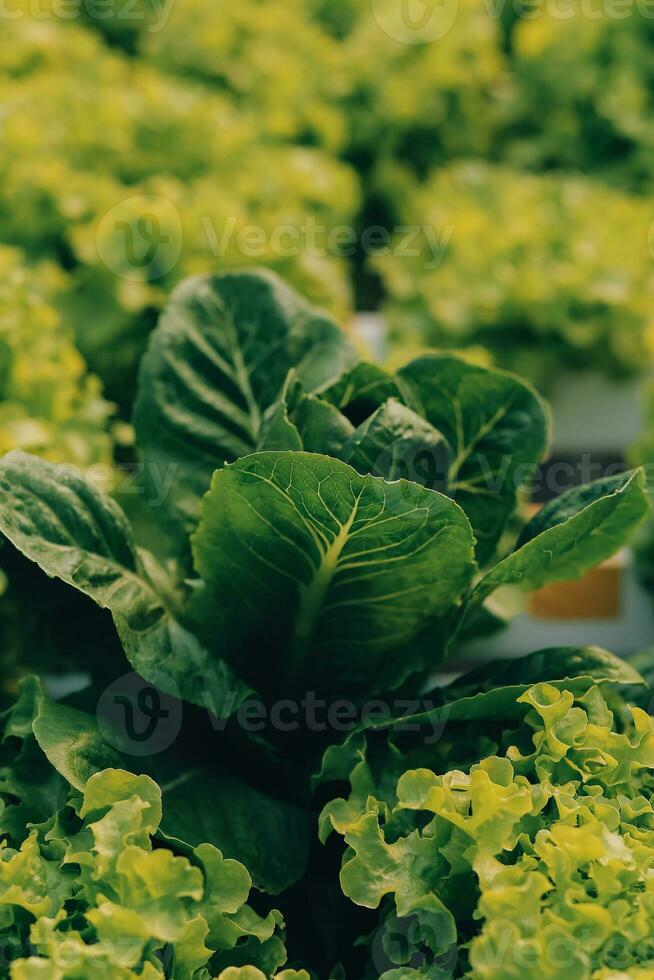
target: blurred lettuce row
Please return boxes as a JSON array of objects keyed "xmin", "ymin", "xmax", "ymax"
[
  {"xmin": 0, "ymin": 6, "xmax": 360, "ymax": 408},
  {"xmin": 5, "ymin": 0, "xmax": 654, "ymax": 406},
  {"xmin": 375, "ymin": 162, "xmax": 654, "ymax": 387},
  {"xmin": 68, "ymin": 0, "xmax": 508, "ymax": 171},
  {"xmin": 0, "ymin": 172, "xmax": 115, "ymax": 697},
  {"xmin": 53, "ymin": 0, "xmax": 348, "ymax": 151},
  {"xmin": 339, "ymin": 0, "xmax": 510, "ymax": 201},
  {"xmin": 509, "ymin": 13, "xmax": 654, "ymax": 190},
  {"xmin": 333, "ymin": 3, "xmax": 654, "ymax": 201},
  {"xmin": 0, "ymin": 246, "xmax": 112, "ymax": 470},
  {"xmin": 0, "ymin": 677, "xmax": 302, "ymax": 979},
  {"xmin": 139, "ymin": 0, "xmax": 349, "ymax": 153},
  {"xmin": 321, "ymin": 682, "xmax": 654, "ymax": 979}
]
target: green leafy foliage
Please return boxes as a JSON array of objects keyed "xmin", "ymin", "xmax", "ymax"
[
  {"xmin": 473, "ymin": 471, "xmax": 650, "ymax": 603},
  {"xmin": 0, "ymin": 271, "xmax": 648, "ymax": 709},
  {"xmin": 133, "ymin": 270, "xmax": 357, "ymax": 534},
  {"xmin": 341, "ymin": 0, "xmax": 508, "ymax": 184},
  {"xmin": 3, "ymin": 0, "xmax": 654, "ymax": 407},
  {"xmin": 192, "ymin": 451, "xmax": 475, "ymax": 701},
  {"xmin": 0, "ymin": 270, "xmax": 650, "ymax": 977},
  {"xmin": 322, "ymin": 682, "xmax": 654, "ymax": 978},
  {"xmin": 396, "ymin": 355, "xmax": 549, "ymax": 564},
  {"xmin": 0, "ymin": 247, "xmax": 114, "ymax": 698},
  {"xmin": 376, "ymin": 163, "xmax": 654, "ymax": 387},
  {"xmin": 3, "ymin": 270, "xmax": 647, "ymax": 715},
  {"xmin": 0, "ymin": 680, "xmax": 289, "ymax": 979},
  {"xmin": 510, "ymin": 13, "xmax": 654, "ymax": 189},
  {"xmin": 140, "ymin": 0, "xmax": 349, "ymax": 151},
  {"xmin": 0, "ymin": 448, "xmax": 228, "ymax": 712},
  {"xmin": 0, "ymin": 247, "xmax": 112, "ymax": 470}
]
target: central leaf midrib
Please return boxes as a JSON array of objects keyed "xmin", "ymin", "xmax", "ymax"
[{"xmin": 291, "ymin": 496, "xmax": 361, "ymax": 661}]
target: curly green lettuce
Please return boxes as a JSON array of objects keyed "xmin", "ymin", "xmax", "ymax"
[
  {"xmin": 0, "ymin": 246, "xmax": 112, "ymax": 470},
  {"xmin": 376, "ymin": 162, "xmax": 654, "ymax": 387},
  {"xmin": 0, "ymin": 680, "xmax": 290, "ymax": 979},
  {"xmin": 511, "ymin": 13, "xmax": 654, "ymax": 191},
  {"xmin": 323, "ymin": 683, "xmax": 654, "ymax": 979}
]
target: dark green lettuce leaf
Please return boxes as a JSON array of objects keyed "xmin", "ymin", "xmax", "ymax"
[
  {"xmin": 413, "ymin": 645, "xmax": 645, "ymax": 728},
  {"xmin": 325, "ymin": 646, "xmax": 645, "ymax": 739},
  {"xmin": 191, "ymin": 451, "xmax": 476, "ymax": 701},
  {"xmin": 0, "ymin": 451, "xmax": 250, "ymax": 713},
  {"xmin": 0, "ymin": 677, "xmax": 68, "ymax": 842},
  {"xmin": 31, "ymin": 696, "xmax": 123, "ymax": 792},
  {"xmin": 447, "ymin": 645, "xmax": 644, "ymax": 700},
  {"xmin": 473, "ymin": 469, "xmax": 650, "ymax": 605},
  {"xmin": 397, "ymin": 355, "xmax": 549, "ymax": 564},
  {"xmin": 321, "ymin": 362, "xmax": 403, "ymax": 426},
  {"xmin": 155, "ymin": 768, "xmax": 312, "ymax": 896},
  {"xmin": 259, "ymin": 371, "xmax": 354, "ymax": 457},
  {"xmin": 133, "ymin": 270, "xmax": 357, "ymax": 534},
  {"xmin": 343, "ymin": 398, "xmax": 449, "ymax": 491}
]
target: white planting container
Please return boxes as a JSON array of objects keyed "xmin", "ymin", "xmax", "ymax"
[{"xmin": 548, "ymin": 371, "xmax": 644, "ymax": 455}]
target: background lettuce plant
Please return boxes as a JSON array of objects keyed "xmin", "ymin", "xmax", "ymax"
[
  {"xmin": 0, "ymin": 247, "xmax": 112, "ymax": 470},
  {"xmin": 0, "ymin": 2, "xmax": 359, "ymax": 410},
  {"xmin": 0, "ymin": 247, "xmax": 113, "ymax": 700},
  {"xmin": 509, "ymin": 12, "xmax": 654, "ymax": 190},
  {"xmin": 375, "ymin": 162, "xmax": 654, "ymax": 387},
  {"xmin": 3, "ymin": 0, "xmax": 654, "ymax": 401}
]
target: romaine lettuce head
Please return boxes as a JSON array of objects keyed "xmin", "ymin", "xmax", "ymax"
[{"xmin": 0, "ymin": 271, "xmax": 648, "ymax": 719}]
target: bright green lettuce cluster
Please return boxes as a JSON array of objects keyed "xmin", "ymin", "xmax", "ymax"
[
  {"xmin": 322, "ymin": 682, "xmax": 654, "ymax": 979},
  {"xmin": 0, "ymin": 246, "xmax": 112, "ymax": 470},
  {"xmin": 0, "ymin": 679, "xmax": 290, "ymax": 979},
  {"xmin": 5, "ymin": 770, "xmax": 282, "ymax": 980},
  {"xmin": 376, "ymin": 162, "xmax": 654, "ymax": 387},
  {"xmin": 510, "ymin": 13, "xmax": 654, "ymax": 189}
]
